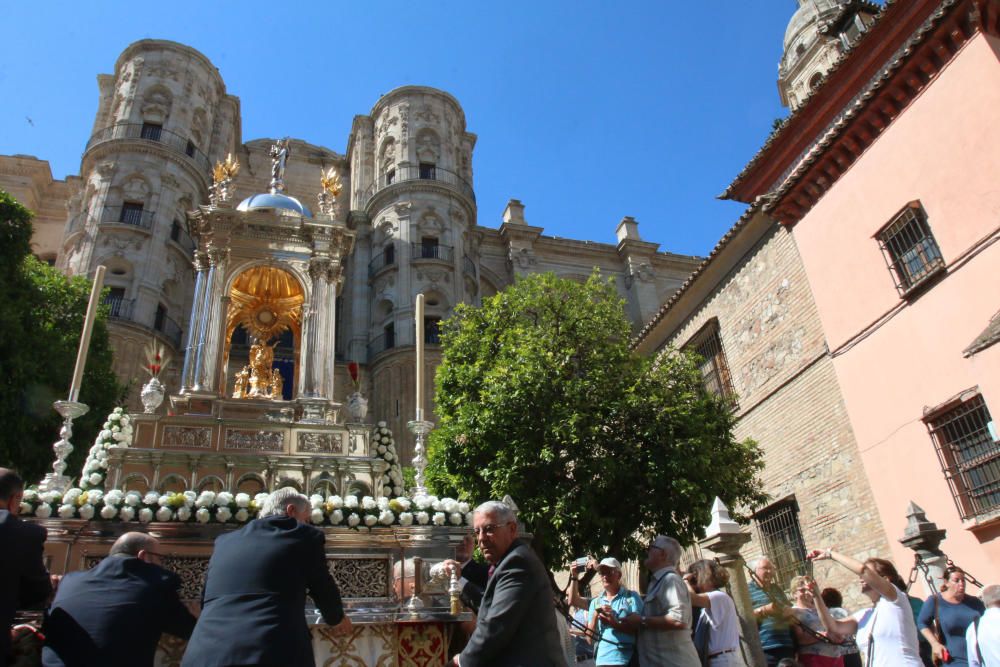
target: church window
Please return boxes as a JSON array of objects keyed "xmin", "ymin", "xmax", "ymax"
[
  {"xmin": 808, "ymin": 72, "xmax": 824, "ymax": 92},
  {"xmin": 383, "ymin": 322, "xmax": 395, "ymax": 350},
  {"xmin": 154, "ymin": 303, "xmax": 167, "ymax": 332},
  {"xmin": 754, "ymin": 498, "xmax": 808, "ymax": 589},
  {"xmin": 171, "ymin": 219, "xmax": 182, "ymax": 243},
  {"xmin": 925, "ymin": 391, "xmax": 1000, "ymax": 519},
  {"xmin": 385, "ymin": 168, "xmax": 395, "ymax": 186},
  {"xmin": 419, "ymin": 162, "xmax": 436, "ymax": 180},
  {"xmin": 384, "ymin": 242, "xmax": 395, "ymax": 266},
  {"xmin": 185, "ymin": 139, "xmax": 197, "ymax": 157},
  {"xmin": 119, "ymin": 202, "xmax": 145, "ymax": 226},
  {"xmin": 876, "ymin": 201, "xmax": 944, "ymax": 295},
  {"xmin": 685, "ymin": 318, "xmax": 737, "ymax": 405},
  {"xmin": 424, "ymin": 317, "xmax": 442, "ymax": 345},
  {"xmin": 421, "ymin": 237, "xmax": 439, "ymax": 259},
  {"xmin": 140, "ymin": 122, "xmax": 162, "ymax": 141}
]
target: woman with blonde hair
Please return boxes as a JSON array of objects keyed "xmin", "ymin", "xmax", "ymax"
[
  {"xmin": 787, "ymin": 575, "xmax": 843, "ymax": 667},
  {"xmin": 805, "ymin": 549, "xmax": 922, "ymax": 667},
  {"xmin": 685, "ymin": 559, "xmax": 744, "ymax": 666}
]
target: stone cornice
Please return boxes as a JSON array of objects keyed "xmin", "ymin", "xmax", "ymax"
[
  {"xmin": 366, "ymin": 179, "xmax": 476, "ymax": 222},
  {"xmin": 83, "ymin": 139, "xmax": 210, "ymax": 193}
]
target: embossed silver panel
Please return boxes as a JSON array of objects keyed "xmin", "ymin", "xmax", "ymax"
[
  {"xmin": 85, "ymin": 555, "xmax": 209, "ymax": 601},
  {"xmin": 162, "ymin": 425, "xmax": 213, "ymax": 448},
  {"xmin": 328, "ymin": 558, "xmax": 390, "ymax": 599},
  {"xmin": 298, "ymin": 432, "xmax": 344, "ymax": 454},
  {"xmin": 224, "ymin": 428, "xmax": 285, "ymax": 452}
]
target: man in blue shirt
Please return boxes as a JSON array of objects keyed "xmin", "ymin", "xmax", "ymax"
[
  {"xmin": 747, "ymin": 557, "xmax": 795, "ymax": 666},
  {"xmin": 587, "ymin": 557, "xmax": 643, "ymax": 667}
]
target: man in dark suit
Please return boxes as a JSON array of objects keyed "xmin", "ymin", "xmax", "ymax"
[
  {"xmin": 451, "ymin": 500, "xmax": 564, "ymax": 667},
  {"xmin": 0, "ymin": 468, "xmax": 52, "ymax": 667},
  {"xmin": 438, "ymin": 531, "xmax": 491, "ymax": 612},
  {"xmin": 42, "ymin": 531, "xmax": 196, "ymax": 667},
  {"xmin": 182, "ymin": 487, "xmax": 352, "ymax": 667}
]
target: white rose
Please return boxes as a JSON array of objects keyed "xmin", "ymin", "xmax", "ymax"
[
  {"xmin": 378, "ymin": 510, "xmax": 394, "ymax": 526},
  {"xmin": 177, "ymin": 507, "xmax": 192, "ymax": 521},
  {"xmin": 311, "ymin": 509, "xmax": 325, "ymax": 524},
  {"xmin": 102, "ymin": 421, "xmax": 111, "ymax": 429},
  {"xmin": 196, "ymin": 508, "xmax": 211, "ymax": 523},
  {"xmin": 432, "ymin": 512, "xmax": 446, "ymax": 526},
  {"xmin": 143, "ymin": 493, "xmax": 159, "ymax": 505},
  {"xmin": 416, "ymin": 511, "xmax": 429, "ymax": 525},
  {"xmin": 330, "ymin": 510, "xmax": 343, "ymax": 524},
  {"xmin": 22, "ymin": 489, "xmax": 38, "ymax": 502},
  {"xmin": 139, "ymin": 508, "xmax": 154, "ymax": 523},
  {"xmin": 377, "ymin": 421, "xmax": 387, "ymax": 428},
  {"xmin": 157, "ymin": 495, "xmax": 171, "ymax": 507},
  {"xmin": 58, "ymin": 504, "xmax": 76, "ymax": 519},
  {"xmin": 393, "ymin": 485, "xmax": 403, "ymax": 496},
  {"xmin": 347, "ymin": 513, "xmax": 361, "ymax": 527},
  {"xmin": 100, "ymin": 505, "xmax": 118, "ymax": 520},
  {"xmin": 88, "ymin": 490, "xmax": 104, "ymax": 504},
  {"xmin": 449, "ymin": 512, "xmax": 463, "ymax": 525},
  {"xmin": 35, "ymin": 504, "xmax": 52, "ymax": 519},
  {"xmin": 155, "ymin": 507, "xmax": 173, "ymax": 522},
  {"xmin": 310, "ymin": 495, "xmax": 324, "ymax": 509},
  {"xmin": 443, "ymin": 499, "xmax": 459, "ymax": 514},
  {"xmin": 395, "ymin": 498, "xmax": 411, "ymax": 511},
  {"xmin": 377, "ymin": 497, "xmax": 390, "ymax": 511},
  {"xmin": 113, "ymin": 407, "xmax": 123, "ymax": 414},
  {"xmin": 235, "ymin": 493, "xmax": 250, "ymax": 508},
  {"xmin": 399, "ymin": 512, "xmax": 413, "ymax": 526},
  {"xmin": 40, "ymin": 491, "xmax": 61, "ymax": 504},
  {"xmin": 327, "ymin": 495, "xmax": 344, "ymax": 509},
  {"xmin": 125, "ymin": 493, "xmax": 141, "ymax": 507},
  {"xmin": 215, "ymin": 492, "xmax": 234, "ymax": 507},
  {"xmin": 20, "ymin": 502, "xmax": 32, "ymax": 515},
  {"xmin": 216, "ymin": 507, "xmax": 232, "ymax": 522},
  {"xmin": 385, "ymin": 453, "xmax": 394, "ymax": 462},
  {"xmin": 377, "ymin": 445, "xmax": 387, "ymax": 454},
  {"xmin": 432, "ymin": 500, "xmax": 445, "ymax": 512},
  {"xmin": 64, "ymin": 488, "xmax": 82, "ymax": 502},
  {"xmin": 196, "ymin": 492, "xmax": 215, "ymax": 508},
  {"xmin": 254, "ymin": 493, "xmax": 270, "ymax": 506},
  {"xmin": 120, "ymin": 415, "xmax": 130, "ymax": 425},
  {"xmin": 88, "ymin": 473, "xmax": 103, "ymax": 486},
  {"xmin": 120, "ymin": 506, "xmax": 135, "ymax": 521},
  {"xmin": 345, "ymin": 495, "xmax": 359, "ymax": 509},
  {"xmin": 104, "ymin": 490, "xmax": 124, "ymax": 506},
  {"xmin": 458, "ymin": 502, "xmax": 470, "ymax": 514},
  {"xmin": 364, "ymin": 515, "xmax": 378, "ymax": 527},
  {"xmin": 466, "ymin": 512, "xmax": 474, "ymax": 525},
  {"xmin": 362, "ymin": 496, "xmax": 377, "ymax": 510},
  {"xmin": 113, "ymin": 432, "xmax": 124, "ymax": 442},
  {"xmin": 235, "ymin": 509, "xmax": 249, "ymax": 522},
  {"xmin": 100, "ymin": 430, "xmax": 113, "ymax": 440},
  {"xmin": 183, "ymin": 491, "xmax": 197, "ymax": 506},
  {"xmin": 111, "ymin": 426, "xmax": 120, "ymax": 433}
]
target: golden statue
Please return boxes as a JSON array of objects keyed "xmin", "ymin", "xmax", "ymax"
[
  {"xmin": 212, "ymin": 153, "xmax": 240, "ymax": 185},
  {"xmin": 232, "ymin": 367, "xmax": 250, "ymax": 399},
  {"xmin": 320, "ymin": 167, "xmax": 342, "ymax": 198},
  {"xmin": 231, "ymin": 340, "xmax": 283, "ymax": 400},
  {"xmin": 270, "ymin": 371, "xmax": 284, "ymax": 400}
]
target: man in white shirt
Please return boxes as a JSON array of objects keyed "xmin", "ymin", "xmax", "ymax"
[{"xmin": 967, "ymin": 584, "xmax": 1000, "ymax": 667}]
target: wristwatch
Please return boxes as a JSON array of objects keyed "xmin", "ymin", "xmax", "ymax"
[{"xmin": 640, "ymin": 618, "xmax": 648, "ymax": 629}]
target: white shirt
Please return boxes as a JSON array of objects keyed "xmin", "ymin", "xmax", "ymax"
[
  {"xmin": 703, "ymin": 590, "xmax": 740, "ymax": 653},
  {"xmin": 852, "ymin": 586, "xmax": 923, "ymax": 667},
  {"xmin": 967, "ymin": 607, "xmax": 1000, "ymax": 667}
]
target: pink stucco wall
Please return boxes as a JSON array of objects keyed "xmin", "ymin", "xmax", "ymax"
[{"xmin": 790, "ymin": 32, "xmax": 1000, "ymax": 588}]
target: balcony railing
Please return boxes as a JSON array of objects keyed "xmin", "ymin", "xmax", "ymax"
[
  {"xmin": 155, "ymin": 315, "xmax": 184, "ymax": 348},
  {"xmin": 169, "ymin": 222, "xmax": 195, "ymax": 252},
  {"xmin": 367, "ymin": 333, "xmax": 396, "ymax": 360},
  {"xmin": 463, "ymin": 255, "xmax": 477, "ymax": 279},
  {"xmin": 101, "ymin": 205, "xmax": 155, "ymax": 230},
  {"xmin": 361, "ymin": 164, "xmax": 474, "ymax": 207},
  {"xmin": 368, "ymin": 246, "xmax": 397, "ymax": 278},
  {"xmin": 86, "ymin": 123, "xmax": 210, "ymax": 173},
  {"xmin": 104, "ymin": 297, "xmax": 136, "ymax": 322},
  {"xmin": 411, "ymin": 243, "xmax": 454, "ymax": 262}
]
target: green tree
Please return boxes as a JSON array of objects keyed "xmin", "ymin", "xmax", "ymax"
[
  {"xmin": 0, "ymin": 190, "xmax": 126, "ymax": 483},
  {"xmin": 425, "ymin": 272, "xmax": 765, "ymax": 572}
]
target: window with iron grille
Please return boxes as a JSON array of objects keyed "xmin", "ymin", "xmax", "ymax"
[
  {"xmin": 140, "ymin": 123, "xmax": 162, "ymax": 141},
  {"xmin": 419, "ymin": 162, "xmax": 436, "ymax": 180},
  {"xmin": 926, "ymin": 392, "xmax": 1000, "ymax": 520},
  {"xmin": 119, "ymin": 202, "xmax": 144, "ymax": 226},
  {"xmin": 685, "ymin": 319, "xmax": 737, "ymax": 404},
  {"xmin": 876, "ymin": 202, "xmax": 944, "ymax": 295},
  {"xmin": 754, "ymin": 498, "xmax": 809, "ymax": 590}
]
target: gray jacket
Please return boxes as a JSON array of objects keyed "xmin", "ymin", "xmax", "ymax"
[{"xmin": 459, "ymin": 539, "xmax": 565, "ymax": 667}]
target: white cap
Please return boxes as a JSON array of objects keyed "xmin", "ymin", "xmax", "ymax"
[{"xmin": 598, "ymin": 557, "xmax": 622, "ymax": 571}]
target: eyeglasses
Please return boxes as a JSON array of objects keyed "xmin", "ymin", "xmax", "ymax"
[
  {"xmin": 472, "ymin": 523, "xmax": 511, "ymax": 536},
  {"xmin": 144, "ymin": 551, "xmax": 167, "ymax": 560}
]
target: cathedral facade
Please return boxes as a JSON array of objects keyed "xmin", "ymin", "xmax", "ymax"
[{"xmin": 0, "ymin": 39, "xmax": 700, "ymax": 459}]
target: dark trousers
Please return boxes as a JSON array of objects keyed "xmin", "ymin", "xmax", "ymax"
[{"xmin": 764, "ymin": 646, "xmax": 796, "ymax": 667}]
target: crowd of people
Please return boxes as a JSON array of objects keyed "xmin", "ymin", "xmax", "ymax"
[{"xmin": 4, "ymin": 462, "xmax": 1000, "ymax": 666}]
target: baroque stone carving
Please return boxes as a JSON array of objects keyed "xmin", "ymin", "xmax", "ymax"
[
  {"xmin": 162, "ymin": 426, "xmax": 213, "ymax": 448},
  {"xmin": 224, "ymin": 428, "xmax": 285, "ymax": 452},
  {"xmin": 298, "ymin": 432, "xmax": 344, "ymax": 454}
]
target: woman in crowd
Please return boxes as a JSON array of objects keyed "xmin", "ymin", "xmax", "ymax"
[
  {"xmin": 685, "ymin": 559, "xmax": 743, "ymax": 666},
  {"xmin": 806, "ymin": 549, "xmax": 923, "ymax": 667},
  {"xmin": 917, "ymin": 565, "xmax": 985, "ymax": 666},
  {"xmin": 787, "ymin": 575, "xmax": 844, "ymax": 667},
  {"xmin": 820, "ymin": 587, "xmax": 861, "ymax": 667}
]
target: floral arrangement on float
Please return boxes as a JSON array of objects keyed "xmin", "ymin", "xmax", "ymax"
[
  {"xmin": 20, "ymin": 488, "xmax": 473, "ymax": 528},
  {"xmin": 80, "ymin": 407, "xmax": 133, "ymax": 490},
  {"xmin": 372, "ymin": 421, "xmax": 404, "ymax": 497}
]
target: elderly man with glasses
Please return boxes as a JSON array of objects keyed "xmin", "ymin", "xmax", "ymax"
[
  {"xmin": 623, "ymin": 535, "xmax": 700, "ymax": 667},
  {"xmin": 450, "ymin": 500, "xmax": 564, "ymax": 667},
  {"xmin": 42, "ymin": 531, "xmax": 196, "ymax": 667}
]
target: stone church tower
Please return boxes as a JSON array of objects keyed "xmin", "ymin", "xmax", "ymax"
[{"xmin": 778, "ymin": 0, "xmax": 879, "ymax": 110}]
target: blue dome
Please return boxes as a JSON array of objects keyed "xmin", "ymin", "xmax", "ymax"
[{"xmin": 236, "ymin": 192, "xmax": 312, "ymax": 218}]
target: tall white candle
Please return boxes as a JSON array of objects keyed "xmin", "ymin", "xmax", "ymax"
[
  {"xmin": 68, "ymin": 265, "xmax": 107, "ymax": 403},
  {"xmin": 415, "ymin": 293, "xmax": 424, "ymax": 419}
]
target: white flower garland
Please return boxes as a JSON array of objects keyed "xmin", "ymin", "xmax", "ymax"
[
  {"xmin": 372, "ymin": 421, "xmax": 404, "ymax": 497},
  {"xmin": 81, "ymin": 407, "xmax": 133, "ymax": 490},
  {"xmin": 21, "ymin": 487, "xmax": 473, "ymax": 529}
]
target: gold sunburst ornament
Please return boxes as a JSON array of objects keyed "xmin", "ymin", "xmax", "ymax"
[
  {"xmin": 320, "ymin": 167, "xmax": 342, "ymax": 198},
  {"xmin": 212, "ymin": 153, "xmax": 240, "ymax": 185}
]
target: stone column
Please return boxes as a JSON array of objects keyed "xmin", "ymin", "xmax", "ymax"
[
  {"xmin": 899, "ymin": 501, "xmax": 948, "ymax": 596},
  {"xmin": 181, "ymin": 252, "xmax": 209, "ymax": 391},
  {"xmin": 699, "ymin": 497, "xmax": 766, "ymax": 667},
  {"xmin": 195, "ymin": 246, "xmax": 229, "ymax": 392},
  {"xmin": 301, "ymin": 257, "xmax": 330, "ymax": 398}
]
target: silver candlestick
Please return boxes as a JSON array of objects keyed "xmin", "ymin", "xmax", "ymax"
[
  {"xmin": 407, "ymin": 409, "xmax": 434, "ymax": 497},
  {"xmin": 39, "ymin": 400, "xmax": 90, "ymax": 493}
]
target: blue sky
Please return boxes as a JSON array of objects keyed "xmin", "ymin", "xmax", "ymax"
[{"xmin": 0, "ymin": 2, "xmax": 797, "ymax": 257}]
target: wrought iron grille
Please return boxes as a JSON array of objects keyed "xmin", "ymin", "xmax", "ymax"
[
  {"xmin": 688, "ymin": 321, "xmax": 737, "ymax": 405},
  {"xmin": 754, "ymin": 499, "xmax": 809, "ymax": 590},
  {"xmin": 877, "ymin": 203, "xmax": 944, "ymax": 294},
  {"xmin": 927, "ymin": 394, "xmax": 1000, "ymax": 519}
]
